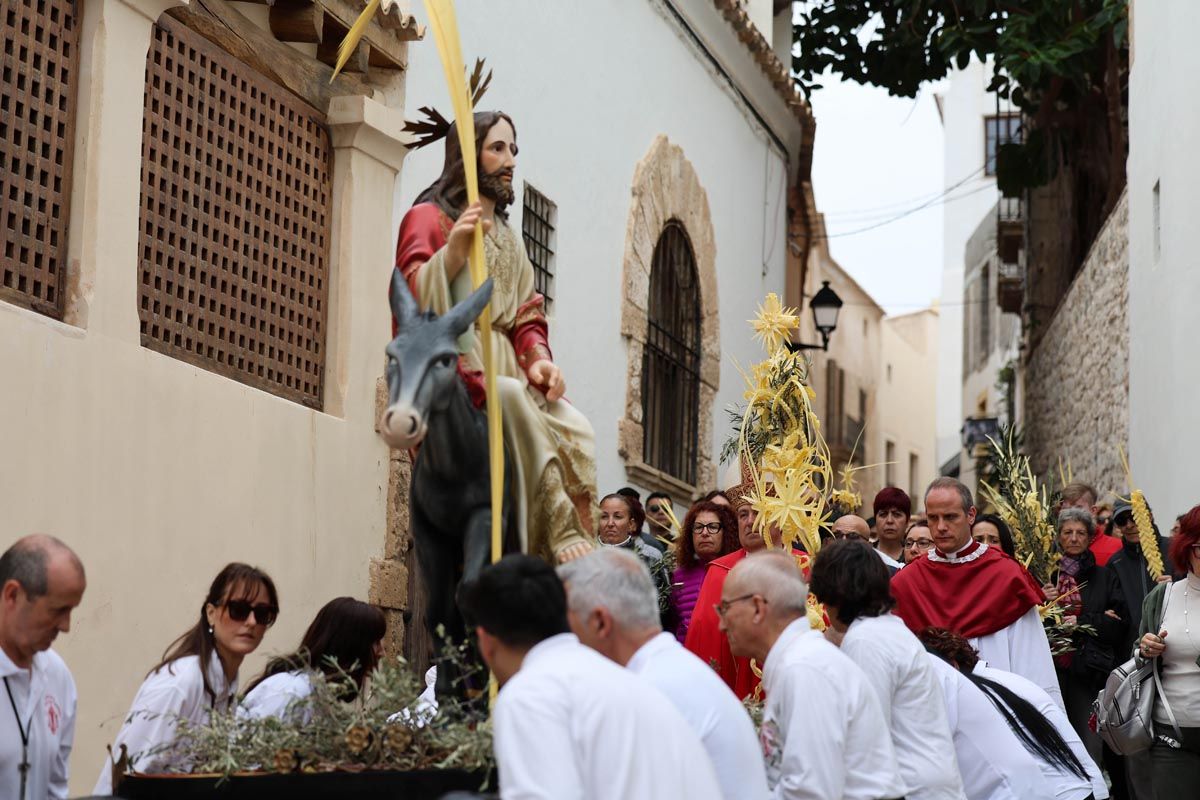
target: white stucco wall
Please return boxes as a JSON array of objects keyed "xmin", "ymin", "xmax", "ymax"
[
  {"xmin": 879, "ymin": 309, "xmax": 939, "ymax": 508},
  {"xmin": 1128, "ymin": 0, "xmax": 1200, "ymax": 520},
  {"xmin": 395, "ymin": 0, "xmax": 794, "ymax": 498},
  {"xmin": 936, "ymin": 60, "xmax": 1001, "ymax": 473}
]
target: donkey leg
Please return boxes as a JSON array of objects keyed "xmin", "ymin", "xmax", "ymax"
[{"xmin": 412, "ymin": 504, "xmax": 462, "ymax": 699}]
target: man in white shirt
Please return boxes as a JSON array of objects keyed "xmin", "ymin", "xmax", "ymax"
[
  {"xmin": 459, "ymin": 554, "xmax": 722, "ymax": 800},
  {"xmin": 0, "ymin": 535, "xmax": 86, "ymax": 800},
  {"xmin": 891, "ymin": 477, "xmax": 1063, "ymax": 708},
  {"xmin": 809, "ymin": 539, "xmax": 965, "ymax": 800},
  {"xmin": 558, "ymin": 548, "xmax": 768, "ymax": 800},
  {"xmin": 719, "ymin": 550, "xmax": 904, "ymax": 800}
]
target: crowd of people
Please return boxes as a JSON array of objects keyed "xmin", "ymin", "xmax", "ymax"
[{"xmin": 2, "ymin": 473, "xmax": 1199, "ymax": 799}]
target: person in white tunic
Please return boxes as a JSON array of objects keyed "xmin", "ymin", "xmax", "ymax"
[
  {"xmin": 808, "ymin": 539, "xmax": 966, "ymax": 800},
  {"xmin": 241, "ymin": 597, "xmax": 386, "ymax": 722},
  {"xmin": 925, "ymin": 653, "xmax": 1057, "ymax": 800},
  {"xmin": 94, "ymin": 563, "xmax": 278, "ymax": 795},
  {"xmin": 459, "ymin": 554, "xmax": 722, "ymax": 800},
  {"xmin": 922, "ymin": 629, "xmax": 1101, "ymax": 800},
  {"xmin": 557, "ymin": 548, "xmax": 769, "ymax": 800},
  {"xmin": 719, "ymin": 550, "xmax": 905, "ymax": 800},
  {"xmin": 891, "ymin": 478, "xmax": 1063, "ymax": 708},
  {"xmin": 0, "ymin": 536, "xmax": 86, "ymax": 800}
]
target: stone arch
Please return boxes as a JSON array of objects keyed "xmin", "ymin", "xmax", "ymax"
[{"xmin": 617, "ymin": 135, "xmax": 719, "ymax": 498}]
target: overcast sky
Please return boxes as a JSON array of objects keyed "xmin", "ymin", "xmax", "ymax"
[{"xmin": 807, "ymin": 77, "xmax": 946, "ymax": 316}]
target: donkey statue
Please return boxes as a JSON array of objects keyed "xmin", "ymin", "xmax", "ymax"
[{"xmin": 380, "ymin": 271, "xmax": 517, "ymax": 698}]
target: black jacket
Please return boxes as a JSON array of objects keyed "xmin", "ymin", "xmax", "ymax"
[
  {"xmin": 1107, "ymin": 536, "xmax": 1173, "ymax": 658},
  {"xmin": 1051, "ymin": 550, "xmax": 1127, "ymax": 687}
]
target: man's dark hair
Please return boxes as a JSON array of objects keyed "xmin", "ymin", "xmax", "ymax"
[
  {"xmin": 459, "ymin": 554, "xmax": 569, "ymax": 648},
  {"xmin": 808, "ymin": 539, "xmax": 894, "ymax": 626},
  {"xmin": 414, "ymin": 111, "xmax": 516, "ymax": 222},
  {"xmin": 646, "ymin": 491, "xmax": 672, "ymax": 507},
  {"xmin": 0, "ymin": 536, "xmax": 81, "ymax": 599},
  {"xmin": 616, "ymin": 486, "xmax": 641, "ymax": 502}
]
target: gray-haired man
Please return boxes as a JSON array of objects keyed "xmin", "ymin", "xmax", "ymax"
[
  {"xmin": 0, "ymin": 535, "xmax": 86, "ymax": 800},
  {"xmin": 558, "ymin": 549, "xmax": 768, "ymax": 800}
]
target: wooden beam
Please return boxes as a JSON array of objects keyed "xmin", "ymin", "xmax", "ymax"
[
  {"xmin": 165, "ymin": 0, "xmax": 372, "ymax": 114},
  {"xmin": 316, "ymin": 14, "xmax": 369, "ymax": 73},
  {"xmin": 316, "ymin": 0, "xmax": 415, "ymax": 70},
  {"xmin": 269, "ymin": 0, "xmax": 323, "ymax": 44}
]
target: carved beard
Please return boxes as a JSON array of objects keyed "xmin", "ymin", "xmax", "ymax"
[{"xmin": 479, "ymin": 168, "xmax": 515, "ymax": 207}]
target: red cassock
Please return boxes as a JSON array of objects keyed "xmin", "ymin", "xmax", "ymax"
[
  {"xmin": 684, "ymin": 548, "xmax": 813, "ymax": 700},
  {"xmin": 889, "ymin": 540, "xmax": 1045, "ymax": 639},
  {"xmin": 393, "ymin": 203, "xmax": 555, "ymax": 408}
]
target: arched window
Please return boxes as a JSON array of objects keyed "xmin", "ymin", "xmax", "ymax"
[{"xmin": 641, "ymin": 221, "xmax": 701, "ymax": 485}]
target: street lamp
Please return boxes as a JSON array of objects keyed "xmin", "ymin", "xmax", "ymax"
[{"xmin": 787, "ymin": 281, "xmax": 844, "ymax": 352}]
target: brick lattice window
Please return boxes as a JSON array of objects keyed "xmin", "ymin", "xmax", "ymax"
[
  {"xmin": 641, "ymin": 221, "xmax": 700, "ymax": 485},
  {"xmin": 0, "ymin": 0, "xmax": 82, "ymax": 319},
  {"xmin": 521, "ymin": 183, "xmax": 555, "ymax": 311},
  {"xmin": 138, "ymin": 17, "xmax": 333, "ymax": 408}
]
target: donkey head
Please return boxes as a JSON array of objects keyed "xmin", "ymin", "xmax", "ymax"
[{"xmin": 380, "ymin": 272, "xmax": 493, "ymax": 450}]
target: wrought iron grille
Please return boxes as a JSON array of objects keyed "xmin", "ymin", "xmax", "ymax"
[
  {"xmin": 641, "ymin": 220, "xmax": 700, "ymax": 485},
  {"xmin": 137, "ymin": 18, "xmax": 333, "ymax": 408},
  {"xmin": 0, "ymin": 0, "xmax": 82, "ymax": 318},
  {"xmin": 521, "ymin": 183, "xmax": 555, "ymax": 311}
]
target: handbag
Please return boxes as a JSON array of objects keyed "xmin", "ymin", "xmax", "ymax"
[{"xmin": 1093, "ymin": 586, "xmax": 1183, "ymax": 754}]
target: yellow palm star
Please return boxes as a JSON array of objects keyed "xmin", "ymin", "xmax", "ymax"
[{"xmin": 750, "ymin": 293, "xmax": 799, "ymax": 354}]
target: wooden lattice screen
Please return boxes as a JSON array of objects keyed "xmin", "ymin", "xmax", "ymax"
[
  {"xmin": 0, "ymin": 0, "xmax": 82, "ymax": 318},
  {"xmin": 138, "ymin": 17, "xmax": 333, "ymax": 408}
]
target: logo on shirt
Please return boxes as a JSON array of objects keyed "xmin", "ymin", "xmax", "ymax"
[{"xmin": 45, "ymin": 694, "xmax": 62, "ymax": 735}]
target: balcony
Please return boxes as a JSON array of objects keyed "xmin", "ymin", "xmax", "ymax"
[
  {"xmin": 997, "ymin": 261, "xmax": 1023, "ymax": 314},
  {"xmin": 997, "ymin": 196, "xmax": 1024, "ymax": 264}
]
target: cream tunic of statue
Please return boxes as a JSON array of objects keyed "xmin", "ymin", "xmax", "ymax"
[{"xmin": 415, "ymin": 218, "xmax": 597, "ymax": 560}]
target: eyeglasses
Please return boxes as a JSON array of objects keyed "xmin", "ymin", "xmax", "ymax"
[
  {"xmin": 904, "ymin": 538, "xmax": 935, "ymax": 550},
  {"xmin": 832, "ymin": 531, "xmax": 863, "ymax": 541},
  {"xmin": 1114, "ymin": 513, "xmax": 1134, "ymax": 527},
  {"xmin": 1190, "ymin": 544, "xmax": 1200, "ymax": 557},
  {"xmin": 692, "ymin": 522, "xmax": 723, "ymax": 534},
  {"xmin": 1096, "ymin": 516, "xmax": 1111, "ymax": 526},
  {"xmin": 225, "ymin": 600, "xmax": 278, "ymax": 627},
  {"xmin": 714, "ymin": 594, "xmax": 758, "ymax": 618}
]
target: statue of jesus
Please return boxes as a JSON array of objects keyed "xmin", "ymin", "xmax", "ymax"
[{"xmin": 394, "ymin": 111, "xmax": 596, "ymax": 564}]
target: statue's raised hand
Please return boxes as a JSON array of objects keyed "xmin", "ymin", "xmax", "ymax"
[
  {"xmin": 529, "ymin": 359, "xmax": 566, "ymax": 402},
  {"xmin": 445, "ymin": 202, "xmax": 492, "ymax": 280}
]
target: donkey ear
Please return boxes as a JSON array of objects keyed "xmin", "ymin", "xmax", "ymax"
[
  {"xmin": 390, "ymin": 270, "xmax": 419, "ymax": 327},
  {"xmin": 441, "ymin": 278, "xmax": 494, "ymax": 337}
]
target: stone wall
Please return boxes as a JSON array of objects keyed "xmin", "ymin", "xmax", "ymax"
[{"xmin": 1023, "ymin": 191, "xmax": 1129, "ymax": 496}]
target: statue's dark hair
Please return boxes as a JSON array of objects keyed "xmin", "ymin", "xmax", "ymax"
[
  {"xmin": 414, "ymin": 111, "xmax": 515, "ymax": 223},
  {"xmin": 247, "ymin": 597, "xmax": 386, "ymax": 696},
  {"xmin": 459, "ymin": 555, "xmax": 569, "ymax": 648}
]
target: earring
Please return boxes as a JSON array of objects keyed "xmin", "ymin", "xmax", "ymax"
[{"xmin": 207, "ymin": 626, "xmax": 213, "ymax": 635}]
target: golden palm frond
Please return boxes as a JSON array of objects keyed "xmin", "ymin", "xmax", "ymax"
[{"xmin": 330, "ymin": 0, "xmax": 381, "ymax": 82}]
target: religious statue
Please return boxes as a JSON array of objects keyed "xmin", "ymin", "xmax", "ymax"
[{"xmin": 392, "ymin": 109, "xmax": 597, "ymax": 565}]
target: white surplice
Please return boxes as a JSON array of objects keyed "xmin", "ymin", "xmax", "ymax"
[
  {"xmin": 841, "ymin": 614, "xmax": 966, "ymax": 800},
  {"xmin": 0, "ymin": 647, "xmax": 76, "ymax": 800},
  {"xmin": 493, "ymin": 633, "xmax": 722, "ymax": 800},
  {"xmin": 974, "ymin": 662, "xmax": 1107, "ymax": 800},
  {"xmin": 761, "ymin": 619, "xmax": 904, "ymax": 800},
  {"xmin": 926, "ymin": 654, "xmax": 1056, "ymax": 800},
  {"xmin": 627, "ymin": 632, "xmax": 769, "ymax": 800}
]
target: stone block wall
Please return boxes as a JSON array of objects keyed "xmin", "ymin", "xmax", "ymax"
[{"xmin": 1023, "ymin": 192, "xmax": 1129, "ymax": 496}]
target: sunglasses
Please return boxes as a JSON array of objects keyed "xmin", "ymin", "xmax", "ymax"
[{"xmin": 224, "ymin": 599, "xmax": 278, "ymax": 626}]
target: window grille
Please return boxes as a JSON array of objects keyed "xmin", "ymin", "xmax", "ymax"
[
  {"xmin": 641, "ymin": 221, "xmax": 700, "ymax": 485},
  {"xmin": 521, "ymin": 183, "xmax": 555, "ymax": 311},
  {"xmin": 137, "ymin": 18, "xmax": 333, "ymax": 408},
  {"xmin": 0, "ymin": 0, "xmax": 82, "ymax": 319}
]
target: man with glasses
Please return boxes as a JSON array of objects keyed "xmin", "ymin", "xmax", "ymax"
[
  {"xmin": 0, "ymin": 536, "xmax": 85, "ymax": 800},
  {"xmin": 718, "ymin": 551, "xmax": 903, "ymax": 800}
]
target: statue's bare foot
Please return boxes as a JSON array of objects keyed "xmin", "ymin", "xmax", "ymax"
[{"xmin": 556, "ymin": 541, "xmax": 593, "ymax": 564}]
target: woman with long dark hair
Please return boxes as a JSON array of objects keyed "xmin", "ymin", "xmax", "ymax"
[
  {"xmin": 94, "ymin": 563, "xmax": 278, "ymax": 794},
  {"xmin": 241, "ymin": 597, "xmax": 386, "ymax": 720},
  {"xmin": 973, "ymin": 513, "xmax": 1017, "ymax": 558},
  {"xmin": 670, "ymin": 500, "xmax": 737, "ymax": 642},
  {"xmin": 922, "ymin": 628, "xmax": 1105, "ymax": 800}
]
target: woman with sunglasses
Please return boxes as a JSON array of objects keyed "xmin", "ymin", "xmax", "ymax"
[
  {"xmin": 93, "ymin": 563, "xmax": 278, "ymax": 794},
  {"xmin": 241, "ymin": 597, "xmax": 386, "ymax": 721}
]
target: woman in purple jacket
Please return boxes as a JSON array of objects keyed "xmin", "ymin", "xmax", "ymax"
[{"xmin": 671, "ymin": 500, "xmax": 738, "ymax": 642}]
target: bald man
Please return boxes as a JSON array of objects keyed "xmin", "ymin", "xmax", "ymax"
[
  {"xmin": 718, "ymin": 551, "xmax": 902, "ymax": 800},
  {"xmin": 832, "ymin": 515, "xmax": 901, "ymax": 574},
  {"xmin": 0, "ymin": 535, "xmax": 86, "ymax": 800}
]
